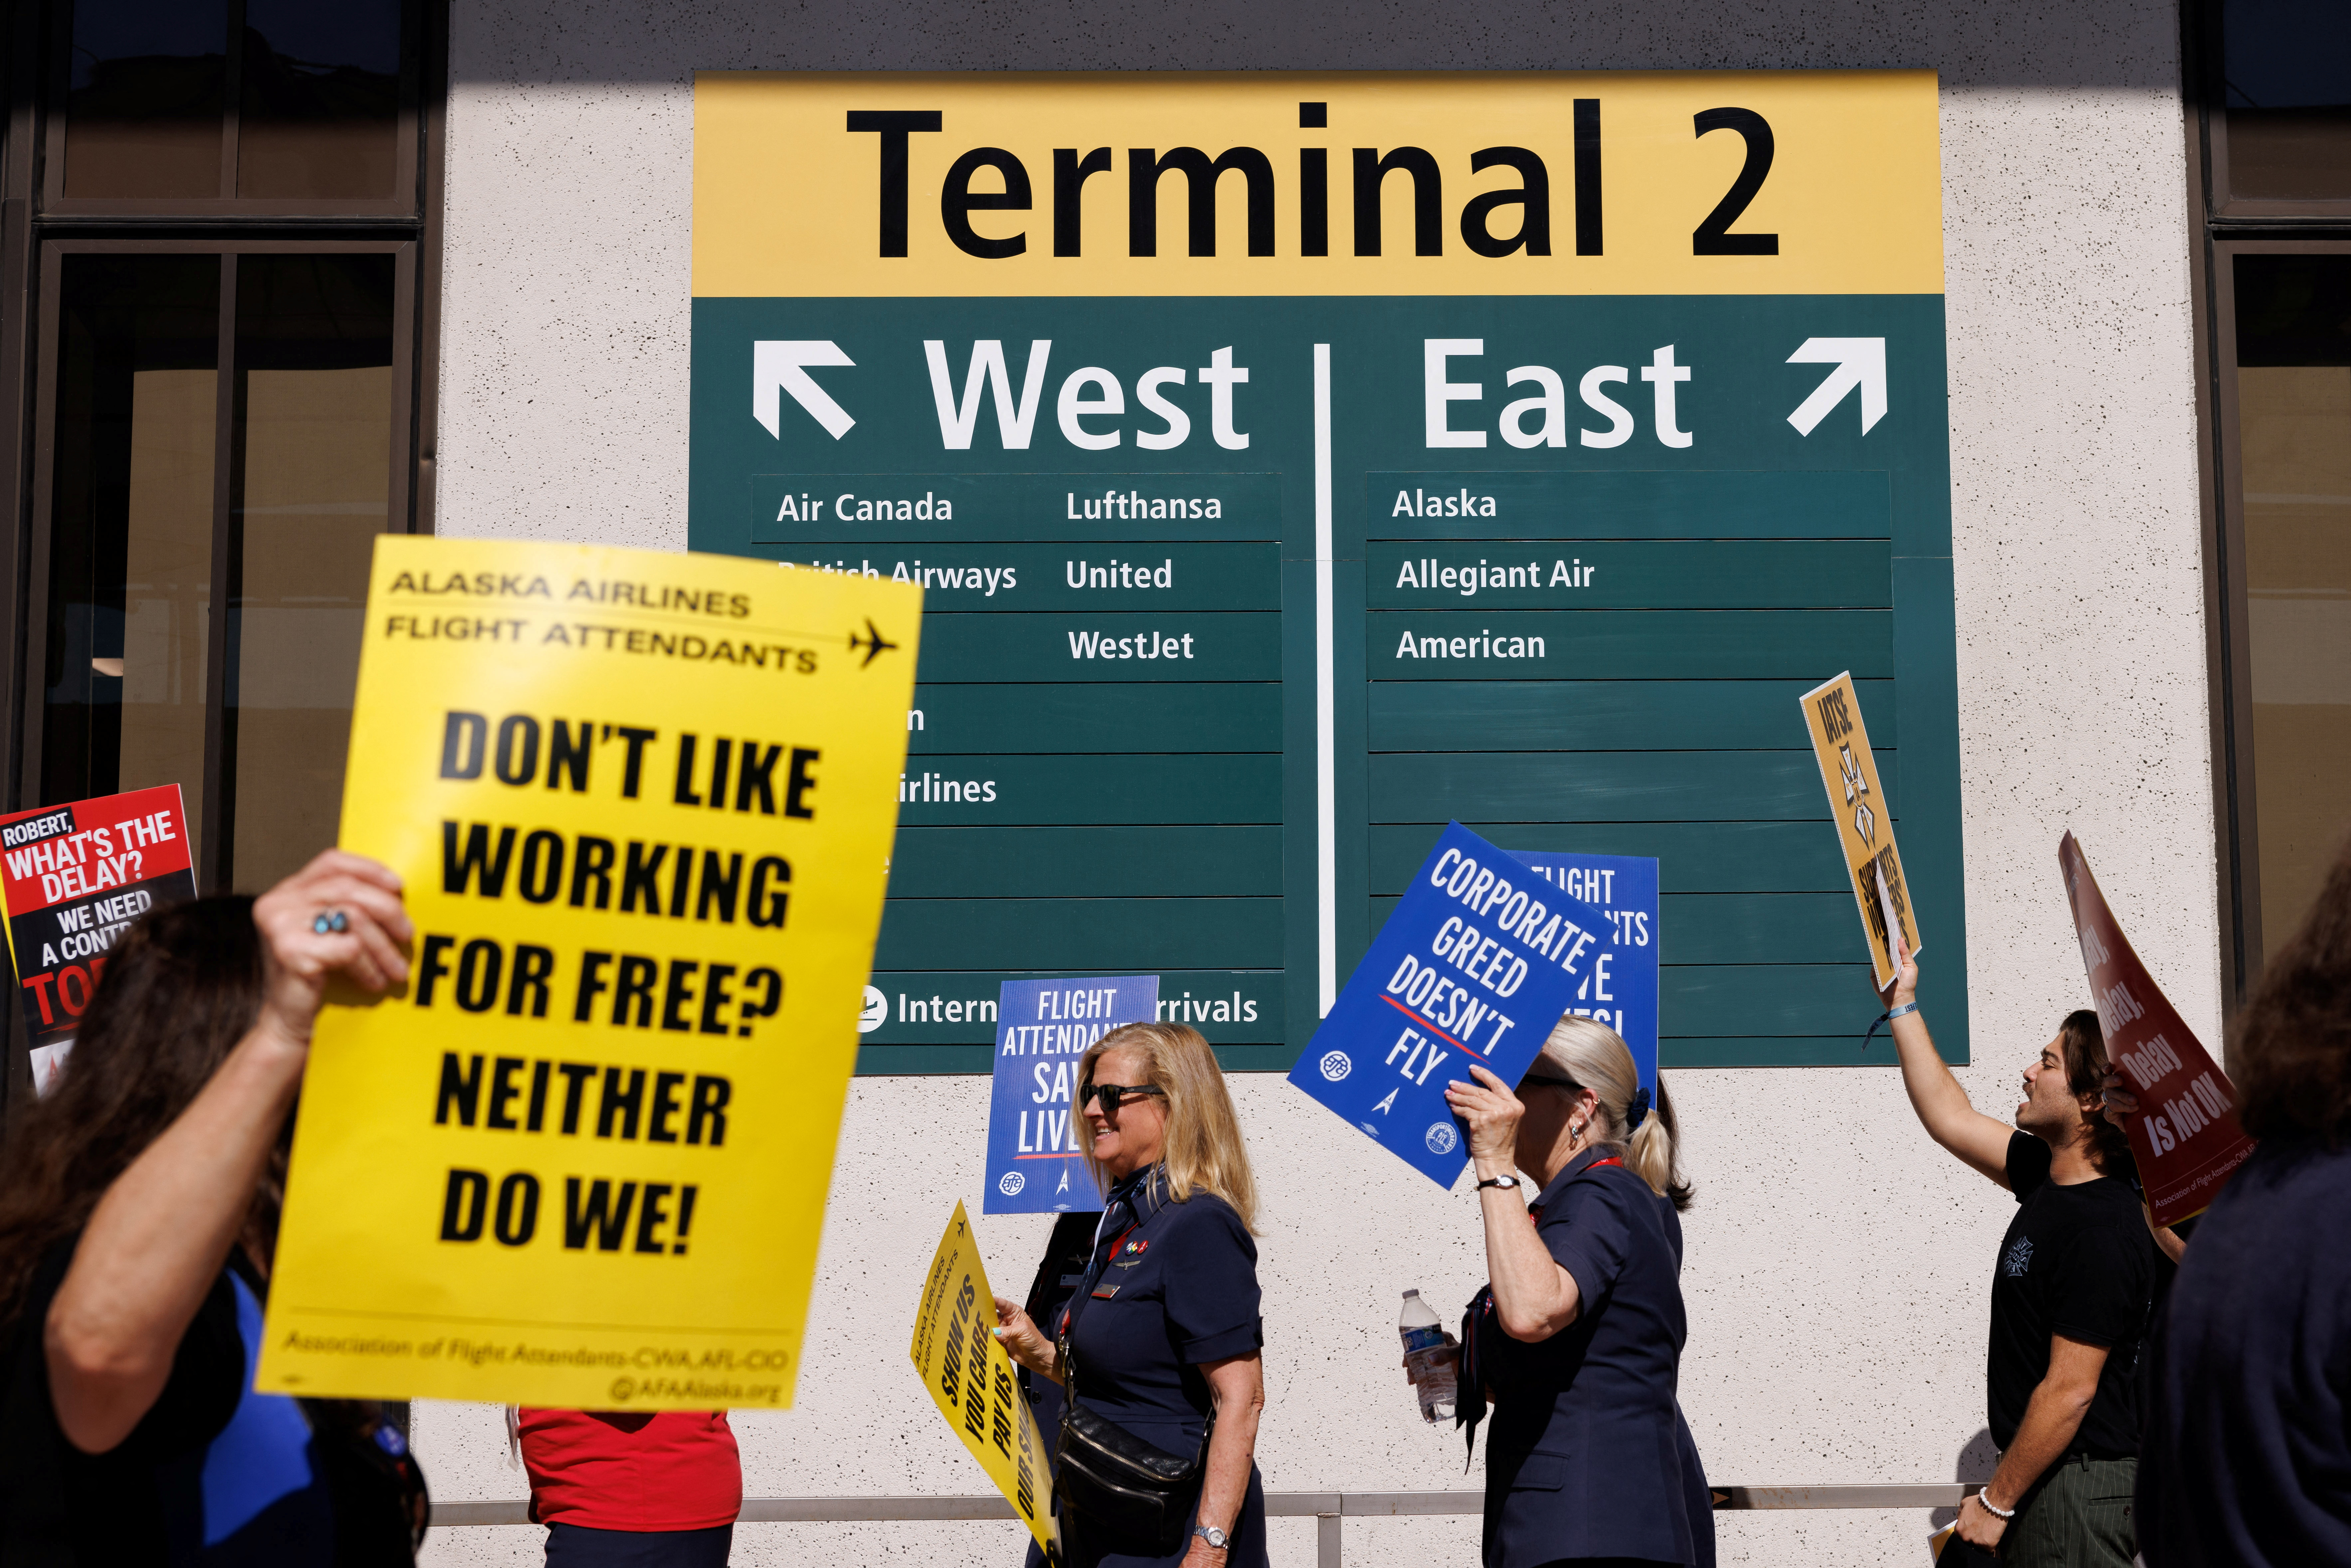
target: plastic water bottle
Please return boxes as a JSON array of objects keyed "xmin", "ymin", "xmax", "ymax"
[{"xmin": 1399, "ymin": 1289, "xmax": 1457, "ymax": 1423}]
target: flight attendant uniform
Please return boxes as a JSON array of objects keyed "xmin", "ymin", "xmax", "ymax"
[
  {"xmin": 1056, "ymin": 1165, "xmax": 1268, "ymax": 1568},
  {"xmin": 1468, "ymin": 1148, "xmax": 1699, "ymax": 1568}
]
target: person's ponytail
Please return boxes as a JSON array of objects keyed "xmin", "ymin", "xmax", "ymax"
[{"xmin": 1628, "ymin": 1079, "xmax": 1695, "ymax": 1213}]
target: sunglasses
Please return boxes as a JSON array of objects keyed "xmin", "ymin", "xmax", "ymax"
[
  {"xmin": 1520, "ymin": 1073, "xmax": 1582, "ymax": 1094},
  {"xmin": 1080, "ymin": 1081, "xmax": 1166, "ymax": 1113}
]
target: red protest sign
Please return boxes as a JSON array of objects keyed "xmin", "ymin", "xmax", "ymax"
[
  {"xmin": 2058, "ymin": 833, "xmax": 2254, "ymax": 1227},
  {"xmin": 0, "ymin": 785, "xmax": 198, "ymax": 1067}
]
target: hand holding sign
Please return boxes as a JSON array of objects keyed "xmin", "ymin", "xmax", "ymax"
[
  {"xmin": 251, "ymin": 850, "xmax": 415, "ymax": 1039},
  {"xmin": 1442, "ymin": 1064, "xmax": 1530, "ymax": 1166}
]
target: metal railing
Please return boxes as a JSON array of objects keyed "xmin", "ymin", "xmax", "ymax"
[{"xmin": 434, "ymin": 1485, "xmax": 1973, "ymax": 1565}]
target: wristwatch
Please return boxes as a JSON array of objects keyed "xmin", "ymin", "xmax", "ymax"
[
  {"xmin": 1476, "ymin": 1175, "xmax": 1521, "ymax": 1191},
  {"xmin": 1193, "ymin": 1524, "xmax": 1229, "ymax": 1549}
]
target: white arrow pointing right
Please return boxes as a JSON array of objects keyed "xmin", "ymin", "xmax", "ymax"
[
  {"xmin": 1785, "ymin": 337, "xmax": 1887, "ymax": 436},
  {"xmin": 753, "ymin": 339, "xmax": 856, "ymax": 440}
]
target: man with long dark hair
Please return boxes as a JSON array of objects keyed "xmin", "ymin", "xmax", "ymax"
[
  {"xmin": 2138, "ymin": 840, "xmax": 2351, "ymax": 1565},
  {"xmin": 1878, "ymin": 947, "xmax": 2157, "ymax": 1567}
]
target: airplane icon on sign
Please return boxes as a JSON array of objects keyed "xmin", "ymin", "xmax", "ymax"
[{"xmin": 848, "ymin": 619, "xmax": 899, "ymax": 668}]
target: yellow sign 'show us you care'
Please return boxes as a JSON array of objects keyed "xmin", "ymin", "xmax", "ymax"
[{"xmin": 257, "ymin": 537, "xmax": 920, "ymax": 1408}]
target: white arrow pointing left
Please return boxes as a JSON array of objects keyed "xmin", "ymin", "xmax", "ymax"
[
  {"xmin": 753, "ymin": 339, "xmax": 856, "ymax": 440},
  {"xmin": 1785, "ymin": 337, "xmax": 1887, "ymax": 436}
]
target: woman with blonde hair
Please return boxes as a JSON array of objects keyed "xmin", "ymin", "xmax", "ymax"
[
  {"xmin": 992, "ymin": 1023, "xmax": 1267, "ymax": 1568},
  {"xmin": 1438, "ymin": 1016, "xmax": 1714, "ymax": 1568}
]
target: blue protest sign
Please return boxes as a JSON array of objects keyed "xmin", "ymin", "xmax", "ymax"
[
  {"xmin": 1288, "ymin": 823, "xmax": 1613, "ymax": 1188},
  {"xmin": 1509, "ymin": 852, "xmax": 1661, "ymax": 1095},
  {"xmin": 983, "ymin": 975, "xmax": 1159, "ymax": 1214}
]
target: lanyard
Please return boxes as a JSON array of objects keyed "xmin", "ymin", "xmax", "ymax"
[{"xmin": 1060, "ymin": 1176, "xmax": 1150, "ymax": 1335}]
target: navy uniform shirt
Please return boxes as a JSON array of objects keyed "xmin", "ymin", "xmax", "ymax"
[
  {"xmin": 1474, "ymin": 1148, "xmax": 1698, "ymax": 1568},
  {"xmin": 2140, "ymin": 1137, "xmax": 2351, "ymax": 1566},
  {"xmin": 1059, "ymin": 1166, "xmax": 1266, "ymax": 1568}
]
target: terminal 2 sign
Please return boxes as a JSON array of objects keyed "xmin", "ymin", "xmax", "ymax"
[{"xmin": 689, "ymin": 71, "xmax": 1970, "ymax": 1073}]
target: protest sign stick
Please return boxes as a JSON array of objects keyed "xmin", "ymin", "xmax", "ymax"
[
  {"xmin": 911, "ymin": 1203, "xmax": 1059, "ymax": 1555},
  {"xmin": 2058, "ymin": 833, "xmax": 2254, "ymax": 1227}
]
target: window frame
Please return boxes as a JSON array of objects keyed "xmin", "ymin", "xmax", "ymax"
[
  {"xmin": 2187, "ymin": 1, "xmax": 2351, "ymax": 1002},
  {"xmin": 38, "ymin": 0, "xmax": 423, "ymax": 219},
  {"xmin": 2192, "ymin": 0, "xmax": 2351, "ymax": 223},
  {"xmin": 21, "ymin": 236, "xmax": 419, "ymax": 892}
]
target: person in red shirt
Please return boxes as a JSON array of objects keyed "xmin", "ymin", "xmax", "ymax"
[{"xmin": 518, "ymin": 1408, "xmax": 741, "ymax": 1566}]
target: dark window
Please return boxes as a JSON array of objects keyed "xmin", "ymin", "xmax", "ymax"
[
  {"xmin": 225, "ymin": 253, "xmax": 396, "ymax": 889},
  {"xmin": 2231, "ymin": 253, "xmax": 2351, "ymax": 950},
  {"xmin": 61, "ymin": 0, "xmax": 229, "ymax": 198},
  {"xmin": 34, "ymin": 247, "xmax": 410, "ymax": 890},
  {"xmin": 238, "ymin": 0, "xmax": 405, "ymax": 199},
  {"xmin": 41, "ymin": 254, "xmax": 222, "ymax": 824},
  {"xmin": 2217, "ymin": 0, "xmax": 2351, "ymax": 201},
  {"xmin": 50, "ymin": 0, "xmax": 417, "ymax": 210}
]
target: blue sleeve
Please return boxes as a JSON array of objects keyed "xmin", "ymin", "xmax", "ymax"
[
  {"xmin": 1160, "ymin": 1200, "xmax": 1263, "ymax": 1364},
  {"xmin": 1538, "ymin": 1177, "xmax": 1636, "ymax": 1314}
]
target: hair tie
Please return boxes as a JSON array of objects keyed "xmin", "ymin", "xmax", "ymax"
[{"xmin": 1625, "ymin": 1085, "xmax": 1652, "ymax": 1131}]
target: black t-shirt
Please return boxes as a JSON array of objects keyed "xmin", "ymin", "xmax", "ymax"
[
  {"xmin": 1987, "ymin": 1132, "xmax": 2156, "ymax": 1456},
  {"xmin": 0, "ymin": 1241, "xmax": 246, "ymax": 1567}
]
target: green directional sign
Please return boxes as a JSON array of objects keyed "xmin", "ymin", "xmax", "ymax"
[{"xmin": 691, "ymin": 69, "xmax": 1965, "ymax": 1073}]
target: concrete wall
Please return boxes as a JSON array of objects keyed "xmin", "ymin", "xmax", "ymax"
[{"xmin": 421, "ymin": 4, "xmax": 2215, "ymax": 1564}]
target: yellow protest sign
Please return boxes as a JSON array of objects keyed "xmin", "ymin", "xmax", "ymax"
[
  {"xmin": 256, "ymin": 537, "xmax": 919, "ymax": 1408},
  {"xmin": 912, "ymin": 1203, "xmax": 1058, "ymax": 1553},
  {"xmin": 1799, "ymin": 670, "xmax": 1920, "ymax": 988}
]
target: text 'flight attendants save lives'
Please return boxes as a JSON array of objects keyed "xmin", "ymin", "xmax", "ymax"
[{"xmin": 257, "ymin": 537, "xmax": 920, "ymax": 1409}]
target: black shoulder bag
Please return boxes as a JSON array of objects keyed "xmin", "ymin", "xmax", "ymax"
[{"xmin": 1054, "ymin": 1332, "xmax": 1213, "ymax": 1557}]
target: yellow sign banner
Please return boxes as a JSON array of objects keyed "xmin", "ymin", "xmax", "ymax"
[
  {"xmin": 257, "ymin": 537, "xmax": 920, "ymax": 1407},
  {"xmin": 695, "ymin": 71, "xmax": 1943, "ymax": 299},
  {"xmin": 911, "ymin": 1203, "xmax": 1058, "ymax": 1554},
  {"xmin": 1800, "ymin": 670, "xmax": 1921, "ymax": 989}
]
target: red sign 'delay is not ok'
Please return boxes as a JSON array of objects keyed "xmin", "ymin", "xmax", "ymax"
[
  {"xmin": 0, "ymin": 785, "xmax": 197, "ymax": 1068},
  {"xmin": 2058, "ymin": 832, "xmax": 2254, "ymax": 1227}
]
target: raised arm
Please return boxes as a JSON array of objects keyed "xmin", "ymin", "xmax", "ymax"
[
  {"xmin": 1880, "ymin": 942, "xmax": 2014, "ymax": 1186},
  {"xmin": 1447, "ymin": 1064, "xmax": 1582, "ymax": 1342},
  {"xmin": 46, "ymin": 852, "xmax": 410, "ymax": 1453}
]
